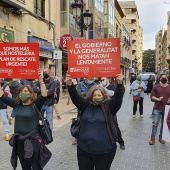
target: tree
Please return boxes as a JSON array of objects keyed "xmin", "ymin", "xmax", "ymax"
[{"xmin": 142, "ymin": 49, "xmax": 156, "ymax": 72}]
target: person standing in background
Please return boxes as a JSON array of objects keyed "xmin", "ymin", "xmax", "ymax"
[
  {"xmin": 129, "ymin": 74, "xmax": 136, "ymax": 94},
  {"xmin": 0, "ymin": 78, "xmax": 10, "ymax": 141},
  {"xmin": 147, "ymin": 75, "xmax": 154, "ymax": 95},
  {"xmin": 54, "ymin": 76, "xmax": 61, "ymax": 120},
  {"xmin": 130, "ymin": 74, "xmax": 147, "ymax": 118},
  {"xmin": 149, "ymin": 74, "xmax": 170, "ymax": 145},
  {"xmin": 34, "ymin": 67, "xmax": 55, "ymax": 130}
]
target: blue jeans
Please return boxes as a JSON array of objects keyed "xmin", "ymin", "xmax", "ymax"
[
  {"xmin": 41, "ymin": 105, "xmax": 54, "ymax": 130},
  {"xmin": 10, "ymin": 109, "xmax": 15, "ymax": 118},
  {"xmin": 151, "ymin": 109, "xmax": 164, "ymax": 137},
  {"xmin": 0, "ymin": 109, "xmax": 10, "ymax": 135}
]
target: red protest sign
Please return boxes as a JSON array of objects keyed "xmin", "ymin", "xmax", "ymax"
[
  {"xmin": 0, "ymin": 43, "xmax": 39, "ymax": 79},
  {"xmin": 67, "ymin": 38, "xmax": 120, "ymax": 78}
]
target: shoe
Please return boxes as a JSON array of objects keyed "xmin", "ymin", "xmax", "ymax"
[
  {"xmin": 133, "ymin": 115, "xmax": 135, "ymax": 118},
  {"xmin": 120, "ymin": 144, "xmax": 125, "ymax": 150},
  {"xmin": 149, "ymin": 136, "xmax": 155, "ymax": 145},
  {"xmin": 159, "ymin": 135, "xmax": 165, "ymax": 144},
  {"xmin": 5, "ymin": 134, "xmax": 10, "ymax": 141},
  {"xmin": 72, "ymin": 139, "xmax": 77, "ymax": 145},
  {"xmin": 8, "ymin": 117, "xmax": 13, "ymax": 125},
  {"xmin": 57, "ymin": 115, "xmax": 61, "ymax": 120},
  {"xmin": 140, "ymin": 115, "xmax": 144, "ymax": 118},
  {"xmin": 149, "ymin": 114, "xmax": 153, "ymax": 118}
]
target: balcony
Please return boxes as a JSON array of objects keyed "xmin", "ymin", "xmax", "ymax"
[
  {"xmin": 1, "ymin": 0, "xmax": 26, "ymax": 9},
  {"xmin": 121, "ymin": 57, "xmax": 131, "ymax": 67}
]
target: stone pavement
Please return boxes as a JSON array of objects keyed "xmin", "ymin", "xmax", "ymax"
[{"xmin": 0, "ymin": 84, "xmax": 170, "ymax": 170}]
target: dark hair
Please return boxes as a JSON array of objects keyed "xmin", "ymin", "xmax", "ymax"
[
  {"xmin": 160, "ymin": 74, "xmax": 167, "ymax": 78},
  {"xmin": 15, "ymin": 85, "xmax": 36, "ymax": 105},
  {"xmin": 87, "ymin": 85, "xmax": 110, "ymax": 103}
]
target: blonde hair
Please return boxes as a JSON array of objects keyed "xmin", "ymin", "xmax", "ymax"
[{"xmin": 87, "ymin": 85, "xmax": 110, "ymax": 103}]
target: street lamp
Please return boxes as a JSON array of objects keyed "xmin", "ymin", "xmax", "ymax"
[{"xmin": 71, "ymin": 0, "xmax": 92, "ymax": 37}]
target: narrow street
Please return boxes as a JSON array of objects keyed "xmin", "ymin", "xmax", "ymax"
[{"xmin": 0, "ymin": 87, "xmax": 170, "ymax": 170}]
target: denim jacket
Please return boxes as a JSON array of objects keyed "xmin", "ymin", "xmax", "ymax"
[{"xmin": 130, "ymin": 80, "xmax": 147, "ymax": 98}]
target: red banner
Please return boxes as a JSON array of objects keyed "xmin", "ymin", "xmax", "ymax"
[
  {"xmin": 0, "ymin": 43, "xmax": 39, "ymax": 79},
  {"xmin": 67, "ymin": 38, "xmax": 120, "ymax": 78}
]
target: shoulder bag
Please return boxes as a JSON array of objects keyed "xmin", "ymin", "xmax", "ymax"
[
  {"xmin": 70, "ymin": 118, "xmax": 80, "ymax": 138},
  {"xmin": 133, "ymin": 93, "xmax": 140, "ymax": 101},
  {"xmin": 32, "ymin": 103, "xmax": 53, "ymax": 145}
]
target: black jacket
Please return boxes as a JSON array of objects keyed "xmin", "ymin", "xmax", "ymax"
[
  {"xmin": 68, "ymin": 83, "xmax": 125, "ymax": 144},
  {"xmin": 9, "ymin": 129, "xmax": 52, "ymax": 169},
  {"xmin": 0, "ymin": 81, "xmax": 8, "ymax": 109},
  {"xmin": 33, "ymin": 77, "xmax": 55, "ymax": 106},
  {"xmin": 10, "ymin": 81, "xmax": 23, "ymax": 99}
]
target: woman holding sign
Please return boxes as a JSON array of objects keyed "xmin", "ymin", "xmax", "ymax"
[
  {"xmin": 0, "ymin": 68, "xmax": 51, "ymax": 170},
  {"xmin": 66, "ymin": 74, "xmax": 125, "ymax": 170}
]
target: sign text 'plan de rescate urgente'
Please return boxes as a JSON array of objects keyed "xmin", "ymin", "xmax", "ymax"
[
  {"xmin": 67, "ymin": 38, "xmax": 120, "ymax": 78},
  {"xmin": 0, "ymin": 43, "xmax": 39, "ymax": 79}
]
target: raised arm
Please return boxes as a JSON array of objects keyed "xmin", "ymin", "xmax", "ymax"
[
  {"xmin": 66, "ymin": 75, "xmax": 87, "ymax": 111},
  {"xmin": 109, "ymin": 74, "xmax": 125, "ymax": 115},
  {"xmin": 37, "ymin": 68, "xmax": 47, "ymax": 97}
]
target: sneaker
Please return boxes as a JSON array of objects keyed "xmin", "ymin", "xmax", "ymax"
[
  {"xmin": 149, "ymin": 114, "xmax": 153, "ymax": 118},
  {"xmin": 133, "ymin": 115, "xmax": 135, "ymax": 118},
  {"xmin": 140, "ymin": 115, "xmax": 144, "ymax": 118},
  {"xmin": 57, "ymin": 115, "xmax": 61, "ymax": 120},
  {"xmin": 5, "ymin": 134, "xmax": 10, "ymax": 141},
  {"xmin": 120, "ymin": 144, "xmax": 125, "ymax": 150},
  {"xmin": 8, "ymin": 117, "xmax": 13, "ymax": 125}
]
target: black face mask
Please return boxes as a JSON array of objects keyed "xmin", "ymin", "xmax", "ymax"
[
  {"xmin": 43, "ymin": 72, "xmax": 49, "ymax": 79},
  {"xmin": 161, "ymin": 78, "xmax": 167, "ymax": 84}
]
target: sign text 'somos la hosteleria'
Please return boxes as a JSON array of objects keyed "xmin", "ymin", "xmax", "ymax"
[
  {"xmin": 0, "ymin": 43, "xmax": 39, "ymax": 79},
  {"xmin": 68, "ymin": 38, "xmax": 120, "ymax": 78}
]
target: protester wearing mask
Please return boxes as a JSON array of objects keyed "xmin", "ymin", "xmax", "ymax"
[
  {"xmin": 0, "ymin": 68, "xmax": 51, "ymax": 170},
  {"xmin": 130, "ymin": 74, "xmax": 147, "ymax": 118},
  {"xmin": 66, "ymin": 74, "xmax": 125, "ymax": 170},
  {"xmin": 71, "ymin": 78, "xmax": 96, "ymax": 145},
  {"xmin": 149, "ymin": 74, "xmax": 170, "ymax": 145},
  {"xmin": 33, "ymin": 67, "xmax": 55, "ymax": 130},
  {"xmin": 0, "ymin": 78, "xmax": 10, "ymax": 141},
  {"xmin": 101, "ymin": 77, "xmax": 125, "ymax": 150}
]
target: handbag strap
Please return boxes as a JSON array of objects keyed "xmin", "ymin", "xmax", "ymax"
[{"xmin": 32, "ymin": 103, "xmax": 44, "ymax": 122}]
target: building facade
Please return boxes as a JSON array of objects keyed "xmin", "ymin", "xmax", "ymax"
[{"xmin": 119, "ymin": 1, "xmax": 141, "ymax": 75}]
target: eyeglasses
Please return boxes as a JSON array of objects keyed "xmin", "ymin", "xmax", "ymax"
[{"xmin": 101, "ymin": 79, "xmax": 106, "ymax": 82}]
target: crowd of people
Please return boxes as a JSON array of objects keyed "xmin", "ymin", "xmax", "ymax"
[{"xmin": 0, "ymin": 69, "xmax": 170, "ymax": 170}]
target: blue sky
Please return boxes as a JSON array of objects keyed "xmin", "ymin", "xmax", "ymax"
[{"xmin": 118, "ymin": 0, "xmax": 170, "ymax": 50}]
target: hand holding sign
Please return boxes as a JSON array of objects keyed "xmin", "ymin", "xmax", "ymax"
[
  {"xmin": 66, "ymin": 75, "xmax": 73, "ymax": 86},
  {"xmin": 38, "ymin": 68, "xmax": 43, "ymax": 81},
  {"xmin": 116, "ymin": 74, "xmax": 123, "ymax": 84}
]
